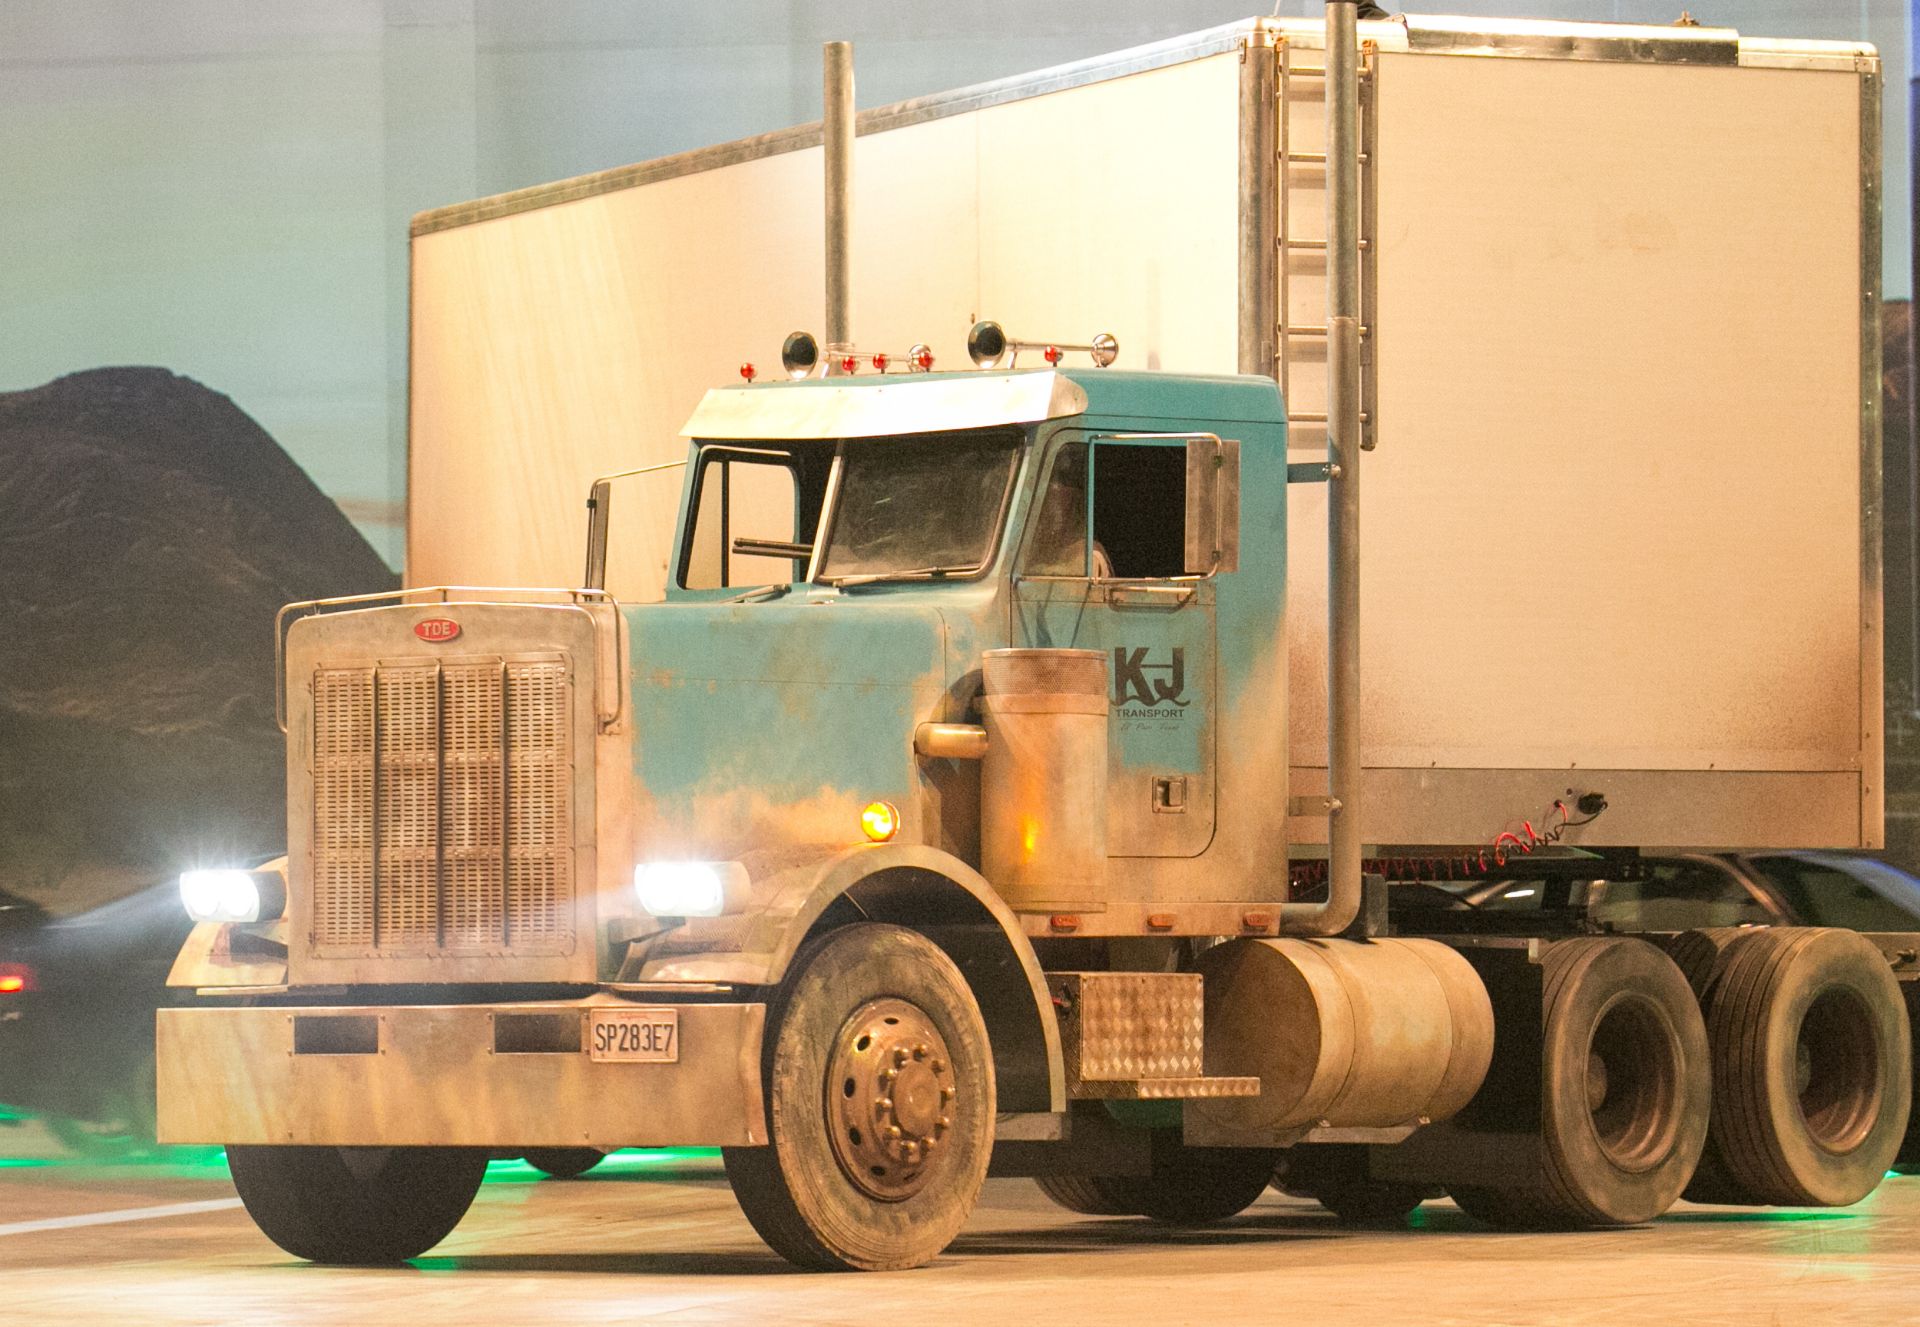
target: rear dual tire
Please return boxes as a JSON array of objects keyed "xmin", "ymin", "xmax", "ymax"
[
  {"xmin": 1681, "ymin": 927, "xmax": 1910, "ymax": 1207},
  {"xmin": 1450, "ymin": 937, "xmax": 1709, "ymax": 1229}
]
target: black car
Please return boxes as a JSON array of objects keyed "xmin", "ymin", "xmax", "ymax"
[
  {"xmin": 1435, "ymin": 851, "xmax": 1920, "ymax": 937},
  {"xmin": 0, "ymin": 878, "xmax": 196, "ymax": 1152}
]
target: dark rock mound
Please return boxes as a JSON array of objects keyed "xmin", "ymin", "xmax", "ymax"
[{"xmin": 0, "ymin": 367, "xmax": 398, "ymax": 911}]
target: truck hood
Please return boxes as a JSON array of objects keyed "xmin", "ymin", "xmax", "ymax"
[{"xmin": 624, "ymin": 599, "xmax": 950, "ymax": 860}]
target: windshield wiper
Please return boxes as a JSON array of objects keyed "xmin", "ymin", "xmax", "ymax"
[
  {"xmin": 822, "ymin": 566, "xmax": 974, "ymax": 587},
  {"xmin": 724, "ymin": 583, "xmax": 794, "ymax": 604}
]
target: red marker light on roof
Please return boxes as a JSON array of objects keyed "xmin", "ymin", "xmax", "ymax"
[
  {"xmin": 0, "ymin": 963, "xmax": 35, "ymax": 994},
  {"xmin": 840, "ymin": 354, "xmax": 859, "ymax": 375},
  {"xmin": 871, "ymin": 353, "xmax": 889, "ymax": 372},
  {"xmin": 740, "ymin": 362, "xmax": 757, "ymax": 382},
  {"xmin": 911, "ymin": 345, "xmax": 935, "ymax": 371},
  {"xmin": 1044, "ymin": 345, "xmax": 1063, "ymax": 366}
]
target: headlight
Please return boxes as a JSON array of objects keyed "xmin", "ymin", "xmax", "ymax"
[
  {"xmin": 634, "ymin": 861, "xmax": 749, "ymax": 918},
  {"xmin": 180, "ymin": 869, "xmax": 285, "ymax": 924}
]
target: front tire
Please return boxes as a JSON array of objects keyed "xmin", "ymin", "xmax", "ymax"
[
  {"xmin": 523, "ymin": 1148, "xmax": 606, "ymax": 1179},
  {"xmin": 723, "ymin": 924, "xmax": 994, "ymax": 1271},
  {"xmin": 226, "ymin": 1145, "xmax": 486, "ymax": 1264}
]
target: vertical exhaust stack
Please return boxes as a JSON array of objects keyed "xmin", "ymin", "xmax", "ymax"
[
  {"xmin": 1289, "ymin": 1, "xmax": 1365, "ymax": 936},
  {"xmin": 823, "ymin": 41, "xmax": 854, "ymax": 352}
]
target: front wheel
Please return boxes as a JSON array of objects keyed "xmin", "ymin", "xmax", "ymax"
[
  {"xmin": 723, "ymin": 923, "xmax": 994, "ymax": 1271},
  {"xmin": 227, "ymin": 1145, "xmax": 487, "ymax": 1264}
]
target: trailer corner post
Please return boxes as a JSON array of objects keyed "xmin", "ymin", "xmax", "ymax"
[
  {"xmin": 1291, "ymin": 0, "xmax": 1364, "ymax": 938},
  {"xmin": 823, "ymin": 40, "xmax": 854, "ymax": 350}
]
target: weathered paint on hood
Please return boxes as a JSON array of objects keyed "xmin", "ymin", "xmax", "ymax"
[{"xmin": 623, "ymin": 598, "xmax": 950, "ymax": 861}]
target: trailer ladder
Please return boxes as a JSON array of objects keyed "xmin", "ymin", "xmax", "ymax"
[{"xmin": 1277, "ymin": 36, "xmax": 1379, "ymax": 451}]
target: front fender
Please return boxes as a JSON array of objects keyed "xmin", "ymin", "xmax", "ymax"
[{"xmin": 634, "ymin": 843, "xmax": 1065, "ymax": 1113}]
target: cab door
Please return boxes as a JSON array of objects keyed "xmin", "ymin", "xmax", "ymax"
[{"xmin": 1010, "ymin": 431, "xmax": 1216, "ymax": 857}]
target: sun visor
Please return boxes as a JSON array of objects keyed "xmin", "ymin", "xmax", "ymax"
[{"xmin": 681, "ymin": 371, "xmax": 1089, "ymax": 440}]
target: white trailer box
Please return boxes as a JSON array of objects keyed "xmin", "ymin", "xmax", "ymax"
[{"xmin": 406, "ymin": 14, "xmax": 1882, "ymax": 853}]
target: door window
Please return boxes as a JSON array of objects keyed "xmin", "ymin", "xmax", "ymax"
[{"xmin": 1024, "ymin": 440, "xmax": 1193, "ymax": 580}]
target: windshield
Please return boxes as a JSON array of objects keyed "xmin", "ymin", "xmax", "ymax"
[{"xmin": 816, "ymin": 429, "xmax": 1021, "ymax": 581}]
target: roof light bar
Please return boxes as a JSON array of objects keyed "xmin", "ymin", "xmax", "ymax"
[
  {"xmin": 774, "ymin": 330, "xmax": 938, "ymax": 379},
  {"xmin": 966, "ymin": 320, "xmax": 1118, "ymax": 370}
]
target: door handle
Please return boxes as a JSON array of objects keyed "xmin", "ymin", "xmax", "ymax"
[{"xmin": 1104, "ymin": 583, "xmax": 1197, "ymax": 609}]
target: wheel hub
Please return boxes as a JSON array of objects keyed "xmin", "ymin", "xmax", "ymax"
[{"xmin": 826, "ymin": 998, "xmax": 958, "ymax": 1201}]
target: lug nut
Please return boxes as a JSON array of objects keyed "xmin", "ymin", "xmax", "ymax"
[
  {"xmin": 935, "ymin": 1115, "xmax": 950, "ymax": 1132},
  {"xmin": 932, "ymin": 1059, "xmax": 946, "ymax": 1074},
  {"xmin": 920, "ymin": 1136, "xmax": 937, "ymax": 1153},
  {"xmin": 939, "ymin": 1087, "xmax": 954, "ymax": 1104},
  {"xmin": 887, "ymin": 1125, "xmax": 903, "ymax": 1140},
  {"xmin": 893, "ymin": 1048, "xmax": 910, "ymax": 1067},
  {"xmin": 913, "ymin": 1043, "xmax": 929, "ymax": 1060}
]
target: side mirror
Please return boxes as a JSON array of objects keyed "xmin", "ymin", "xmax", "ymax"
[
  {"xmin": 581, "ymin": 459, "xmax": 688, "ymax": 595},
  {"xmin": 584, "ymin": 478, "xmax": 612, "ymax": 590},
  {"xmin": 1184, "ymin": 437, "xmax": 1240, "ymax": 575}
]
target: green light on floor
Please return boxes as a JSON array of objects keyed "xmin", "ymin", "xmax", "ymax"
[
  {"xmin": 483, "ymin": 1148, "xmax": 720, "ymax": 1183},
  {"xmin": 0, "ymin": 1157, "xmax": 57, "ymax": 1169},
  {"xmin": 0, "ymin": 1104, "xmax": 25, "ymax": 1122}
]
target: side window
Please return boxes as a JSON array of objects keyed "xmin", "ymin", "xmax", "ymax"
[
  {"xmin": 1588, "ymin": 863, "xmax": 1773, "ymax": 932},
  {"xmin": 1023, "ymin": 440, "xmax": 1191, "ymax": 579},
  {"xmin": 1749, "ymin": 859, "xmax": 1920, "ymax": 931},
  {"xmin": 679, "ymin": 451, "xmax": 802, "ymax": 590}
]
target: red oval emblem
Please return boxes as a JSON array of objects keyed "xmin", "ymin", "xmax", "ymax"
[{"xmin": 414, "ymin": 618, "xmax": 461, "ymax": 643}]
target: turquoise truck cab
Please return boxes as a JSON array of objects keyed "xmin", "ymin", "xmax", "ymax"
[{"xmin": 621, "ymin": 367, "xmax": 1290, "ymax": 947}]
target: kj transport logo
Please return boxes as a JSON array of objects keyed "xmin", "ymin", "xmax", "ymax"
[{"xmin": 1112, "ymin": 646, "xmax": 1190, "ymax": 717}]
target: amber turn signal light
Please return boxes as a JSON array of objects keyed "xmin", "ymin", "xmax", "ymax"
[{"xmin": 860, "ymin": 801, "xmax": 900, "ymax": 843}]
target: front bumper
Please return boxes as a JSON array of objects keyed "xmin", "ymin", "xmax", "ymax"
[{"xmin": 156, "ymin": 996, "xmax": 767, "ymax": 1149}]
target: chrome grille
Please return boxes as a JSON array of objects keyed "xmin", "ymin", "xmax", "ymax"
[{"xmin": 311, "ymin": 656, "xmax": 573, "ymax": 955}]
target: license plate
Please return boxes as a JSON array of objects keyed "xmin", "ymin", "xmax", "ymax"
[{"xmin": 587, "ymin": 1008, "xmax": 680, "ymax": 1063}]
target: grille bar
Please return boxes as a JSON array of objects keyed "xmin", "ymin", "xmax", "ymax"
[{"xmin": 312, "ymin": 656, "xmax": 573, "ymax": 956}]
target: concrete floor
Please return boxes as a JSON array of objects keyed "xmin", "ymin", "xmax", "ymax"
[{"xmin": 3, "ymin": 1122, "xmax": 1918, "ymax": 1326}]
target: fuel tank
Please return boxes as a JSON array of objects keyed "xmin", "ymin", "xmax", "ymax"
[{"xmin": 1189, "ymin": 936, "xmax": 1495, "ymax": 1139}]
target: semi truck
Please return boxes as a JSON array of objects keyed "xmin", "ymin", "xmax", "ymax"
[{"xmin": 158, "ymin": 7, "xmax": 1916, "ymax": 1271}]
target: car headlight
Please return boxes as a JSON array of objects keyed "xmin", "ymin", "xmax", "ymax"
[
  {"xmin": 634, "ymin": 861, "xmax": 750, "ymax": 918},
  {"xmin": 179, "ymin": 869, "xmax": 286, "ymax": 924}
]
